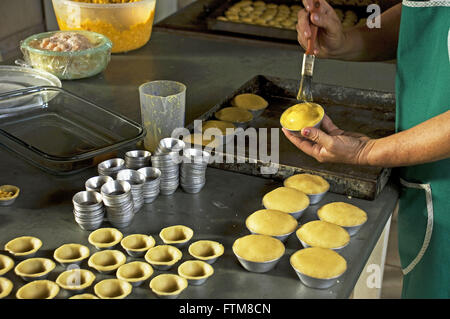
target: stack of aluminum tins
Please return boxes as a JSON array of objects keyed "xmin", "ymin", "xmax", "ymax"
[
  {"xmin": 137, "ymin": 167, "xmax": 161, "ymax": 203},
  {"xmin": 116, "ymin": 169, "xmax": 145, "ymax": 213},
  {"xmin": 72, "ymin": 191, "xmax": 105, "ymax": 231},
  {"xmin": 151, "ymin": 138, "xmax": 185, "ymax": 195},
  {"xmin": 180, "ymin": 148, "xmax": 211, "ymax": 194},
  {"xmin": 85, "ymin": 176, "xmax": 114, "ymax": 193},
  {"xmin": 101, "ymin": 180, "xmax": 134, "ymax": 229},
  {"xmin": 124, "ymin": 150, "xmax": 152, "ymax": 170},
  {"xmin": 98, "ymin": 158, "xmax": 126, "ymax": 179}
]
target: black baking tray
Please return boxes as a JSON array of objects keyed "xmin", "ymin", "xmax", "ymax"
[
  {"xmin": 0, "ymin": 86, "xmax": 145, "ymax": 175},
  {"xmin": 185, "ymin": 75, "xmax": 396, "ymax": 200}
]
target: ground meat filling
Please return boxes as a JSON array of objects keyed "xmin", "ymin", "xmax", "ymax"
[{"xmin": 35, "ymin": 32, "xmax": 95, "ymax": 52}]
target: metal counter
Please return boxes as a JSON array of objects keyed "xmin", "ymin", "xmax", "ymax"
[{"xmin": 0, "ymin": 30, "xmax": 399, "ymax": 299}]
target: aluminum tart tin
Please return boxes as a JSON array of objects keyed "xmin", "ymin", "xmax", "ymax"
[
  {"xmin": 296, "ymin": 236, "xmax": 349, "ymax": 253},
  {"xmin": 97, "ymin": 158, "xmax": 126, "ymax": 178},
  {"xmin": 0, "ymin": 185, "xmax": 20, "ymax": 206},
  {"xmin": 232, "ymin": 251, "xmax": 282, "ymax": 273},
  {"xmin": 290, "ymin": 261, "xmax": 345, "ymax": 289},
  {"xmin": 85, "ymin": 175, "xmax": 114, "ymax": 193},
  {"xmin": 124, "ymin": 150, "xmax": 151, "ymax": 169}
]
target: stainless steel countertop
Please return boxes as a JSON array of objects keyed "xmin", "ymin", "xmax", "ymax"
[{"xmin": 0, "ymin": 31, "xmax": 399, "ymax": 299}]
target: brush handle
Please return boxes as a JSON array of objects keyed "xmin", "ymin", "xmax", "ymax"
[{"xmin": 306, "ymin": 0, "xmax": 321, "ymax": 55}]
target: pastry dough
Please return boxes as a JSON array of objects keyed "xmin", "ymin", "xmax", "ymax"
[
  {"xmin": 290, "ymin": 247, "xmax": 347, "ymax": 279},
  {"xmin": 94, "ymin": 279, "xmax": 132, "ymax": 299},
  {"xmin": 280, "ymin": 102, "xmax": 324, "ymax": 131},
  {"xmin": 296, "ymin": 220, "xmax": 350, "ymax": 249},
  {"xmin": 56, "ymin": 269, "xmax": 96, "ymax": 291},
  {"xmin": 16, "ymin": 280, "xmax": 60, "ymax": 299},
  {"xmin": 246, "ymin": 209, "xmax": 298, "ymax": 236},
  {"xmin": 232, "ymin": 234, "xmax": 285, "ymax": 262},
  {"xmin": 183, "ymin": 133, "xmax": 220, "ymax": 148},
  {"xmin": 0, "ymin": 254, "xmax": 14, "ymax": 276},
  {"xmin": 232, "ymin": 93, "xmax": 268, "ymax": 111},
  {"xmin": 215, "ymin": 107, "xmax": 253, "ymax": 123},
  {"xmin": 262, "ymin": 187, "xmax": 310, "ymax": 214},
  {"xmin": 318, "ymin": 202, "xmax": 368, "ymax": 227},
  {"xmin": 159, "ymin": 225, "xmax": 194, "ymax": 245},
  {"xmin": 88, "ymin": 228, "xmax": 123, "ymax": 249},
  {"xmin": 188, "ymin": 240, "xmax": 224, "ymax": 261},
  {"xmin": 0, "ymin": 277, "xmax": 13, "ymax": 299},
  {"xmin": 116, "ymin": 261, "xmax": 154, "ymax": 283},
  {"xmin": 4, "ymin": 236, "xmax": 42, "ymax": 257},
  {"xmin": 284, "ymin": 173, "xmax": 330, "ymax": 195},
  {"xmin": 53, "ymin": 243, "xmax": 90, "ymax": 265},
  {"xmin": 202, "ymin": 120, "xmax": 235, "ymax": 136},
  {"xmin": 150, "ymin": 274, "xmax": 188, "ymax": 297}
]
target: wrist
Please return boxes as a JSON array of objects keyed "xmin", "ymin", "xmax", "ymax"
[{"xmin": 357, "ymin": 138, "xmax": 378, "ymax": 166}]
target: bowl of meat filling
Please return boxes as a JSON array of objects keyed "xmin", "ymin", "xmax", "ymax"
[{"xmin": 20, "ymin": 30, "xmax": 112, "ymax": 80}]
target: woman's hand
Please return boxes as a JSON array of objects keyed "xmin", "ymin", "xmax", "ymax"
[
  {"xmin": 297, "ymin": 0, "xmax": 347, "ymax": 58},
  {"xmin": 282, "ymin": 114, "xmax": 375, "ymax": 165}
]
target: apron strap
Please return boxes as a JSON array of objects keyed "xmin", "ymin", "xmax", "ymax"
[{"xmin": 399, "ymin": 178, "xmax": 434, "ymax": 275}]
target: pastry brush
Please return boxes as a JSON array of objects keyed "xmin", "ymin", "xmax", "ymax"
[{"xmin": 297, "ymin": 0, "xmax": 321, "ymax": 102}]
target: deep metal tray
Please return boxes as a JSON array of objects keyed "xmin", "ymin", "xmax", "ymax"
[
  {"xmin": 206, "ymin": 0, "xmax": 371, "ymax": 42},
  {"xmin": 186, "ymin": 75, "xmax": 396, "ymax": 200},
  {"xmin": 0, "ymin": 86, "xmax": 145, "ymax": 175}
]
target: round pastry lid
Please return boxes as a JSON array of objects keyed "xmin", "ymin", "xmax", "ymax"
[{"xmin": 0, "ymin": 65, "xmax": 61, "ymax": 111}]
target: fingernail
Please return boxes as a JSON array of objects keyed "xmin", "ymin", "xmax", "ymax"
[
  {"xmin": 304, "ymin": 30, "xmax": 310, "ymax": 37},
  {"xmin": 302, "ymin": 128, "xmax": 311, "ymax": 137},
  {"xmin": 313, "ymin": 14, "xmax": 319, "ymax": 22}
]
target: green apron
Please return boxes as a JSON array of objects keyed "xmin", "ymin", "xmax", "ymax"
[{"xmin": 396, "ymin": 0, "xmax": 450, "ymax": 298}]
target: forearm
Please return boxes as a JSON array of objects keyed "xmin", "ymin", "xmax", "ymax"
[
  {"xmin": 363, "ymin": 111, "xmax": 450, "ymax": 167},
  {"xmin": 332, "ymin": 3, "xmax": 402, "ymax": 61}
]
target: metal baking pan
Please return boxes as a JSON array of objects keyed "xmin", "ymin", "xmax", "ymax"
[
  {"xmin": 0, "ymin": 86, "xmax": 145, "ymax": 175},
  {"xmin": 205, "ymin": 0, "xmax": 373, "ymax": 42},
  {"xmin": 186, "ymin": 75, "xmax": 395, "ymax": 200}
]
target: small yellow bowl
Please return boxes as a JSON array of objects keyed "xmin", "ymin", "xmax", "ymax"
[
  {"xmin": 120, "ymin": 234, "xmax": 155, "ymax": 257},
  {"xmin": 16, "ymin": 280, "xmax": 60, "ymax": 299},
  {"xmin": 69, "ymin": 293, "xmax": 99, "ymax": 299},
  {"xmin": 116, "ymin": 261, "xmax": 154, "ymax": 287},
  {"xmin": 56, "ymin": 269, "xmax": 96, "ymax": 293},
  {"xmin": 0, "ymin": 254, "xmax": 15, "ymax": 276},
  {"xmin": 14, "ymin": 258, "xmax": 56, "ymax": 281},
  {"xmin": 0, "ymin": 277, "xmax": 13, "ymax": 299},
  {"xmin": 188, "ymin": 240, "xmax": 224, "ymax": 264},
  {"xmin": 144, "ymin": 245, "xmax": 182, "ymax": 271},
  {"xmin": 4, "ymin": 236, "xmax": 42, "ymax": 259},
  {"xmin": 149, "ymin": 274, "xmax": 188, "ymax": 299},
  {"xmin": 88, "ymin": 250, "xmax": 127, "ymax": 274},
  {"xmin": 94, "ymin": 279, "xmax": 132, "ymax": 299},
  {"xmin": 53, "ymin": 243, "xmax": 90, "ymax": 267},
  {"xmin": 88, "ymin": 228, "xmax": 123, "ymax": 250},
  {"xmin": 0, "ymin": 185, "xmax": 20, "ymax": 206},
  {"xmin": 159, "ymin": 225, "xmax": 194, "ymax": 248},
  {"xmin": 178, "ymin": 260, "xmax": 214, "ymax": 286}
]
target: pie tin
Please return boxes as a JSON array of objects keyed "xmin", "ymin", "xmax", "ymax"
[
  {"xmin": 124, "ymin": 150, "xmax": 152, "ymax": 169},
  {"xmin": 262, "ymin": 203, "xmax": 308, "ymax": 220},
  {"xmin": 317, "ymin": 216, "xmax": 367, "ymax": 237},
  {"xmin": 157, "ymin": 138, "xmax": 186, "ymax": 154},
  {"xmin": 291, "ymin": 262, "xmax": 345, "ymax": 289},
  {"xmin": 0, "ymin": 185, "xmax": 20, "ymax": 206},
  {"xmin": 296, "ymin": 236, "xmax": 349, "ymax": 253},
  {"xmin": 98, "ymin": 158, "xmax": 126, "ymax": 178},
  {"xmin": 233, "ymin": 251, "xmax": 282, "ymax": 273},
  {"xmin": 248, "ymin": 229, "xmax": 294, "ymax": 243},
  {"xmin": 281, "ymin": 117, "xmax": 323, "ymax": 138},
  {"xmin": 85, "ymin": 176, "xmax": 114, "ymax": 193},
  {"xmin": 72, "ymin": 191, "xmax": 105, "ymax": 231},
  {"xmin": 307, "ymin": 187, "xmax": 330, "ymax": 205}
]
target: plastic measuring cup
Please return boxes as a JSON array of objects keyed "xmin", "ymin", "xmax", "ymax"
[{"xmin": 139, "ymin": 80, "xmax": 186, "ymax": 152}]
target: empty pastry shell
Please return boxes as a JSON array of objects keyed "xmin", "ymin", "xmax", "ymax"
[
  {"xmin": 56, "ymin": 269, "xmax": 96, "ymax": 293},
  {"xmin": 94, "ymin": 279, "xmax": 132, "ymax": 299},
  {"xmin": 120, "ymin": 234, "xmax": 156, "ymax": 257},
  {"xmin": 0, "ymin": 277, "xmax": 13, "ymax": 299},
  {"xmin": 188, "ymin": 240, "xmax": 224, "ymax": 264},
  {"xmin": 4, "ymin": 236, "xmax": 42, "ymax": 259},
  {"xmin": 88, "ymin": 250, "xmax": 127, "ymax": 274},
  {"xmin": 116, "ymin": 261, "xmax": 154, "ymax": 287},
  {"xmin": 16, "ymin": 280, "xmax": 60, "ymax": 299},
  {"xmin": 53, "ymin": 243, "xmax": 90, "ymax": 267},
  {"xmin": 144, "ymin": 245, "xmax": 182, "ymax": 270},
  {"xmin": 88, "ymin": 228, "xmax": 123, "ymax": 250},
  {"xmin": 149, "ymin": 274, "xmax": 188, "ymax": 299},
  {"xmin": 0, "ymin": 254, "xmax": 14, "ymax": 276},
  {"xmin": 69, "ymin": 293, "xmax": 99, "ymax": 299},
  {"xmin": 159, "ymin": 225, "xmax": 194, "ymax": 248},
  {"xmin": 14, "ymin": 258, "xmax": 56, "ymax": 281},
  {"xmin": 177, "ymin": 260, "xmax": 214, "ymax": 286},
  {"xmin": 0, "ymin": 185, "xmax": 20, "ymax": 206}
]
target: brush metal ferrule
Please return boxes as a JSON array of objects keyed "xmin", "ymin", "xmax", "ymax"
[{"xmin": 301, "ymin": 54, "xmax": 315, "ymax": 77}]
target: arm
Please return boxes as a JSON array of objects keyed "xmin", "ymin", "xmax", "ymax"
[
  {"xmin": 282, "ymin": 110, "xmax": 450, "ymax": 167},
  {"xmin": 297, "ymin": 0, "xmax": 402, "ymax": 61}
]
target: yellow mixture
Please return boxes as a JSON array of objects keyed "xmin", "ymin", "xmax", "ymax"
[
  {"xmin": 202, "ymin": 120, "xmax": 236, "ymax": 136},
  {"xmin": 318, "ymin": 202, "xmax": 368, "ymax": 227},
  {"xmin": 215, "ymin": 107, "xmax": 253, "ymax": 123},
  {"xmin": 233, "ymin": 234, "xmax": 285, "ymax": 263},
  {"xmin": 246, "ymin": 209, "xmax": 298, "ymax": 236},
  {"xmin": 232, "ymin": 93, "xmax": 268, "ymax": 110},
  {"xmin": 262, "ymin": 187, "xmax": 310, "ymax": 214},
  {"xmin": 296, "ymin": 220, "xmax": 350, "ymax": 249},
  {"xmin": 55, "ymin": 0, "xmax": 155, "ymax": 53},
  {"xmin": 284, "ymin": 174, "xmax": 330, "ymax": 195},
  {"xmin": 290, "ymin": 247, "xmax": 347, "ymax": 279},
  {"xmin": 280, "ymin": 102, "xmax": 324, "ymax": 131}
]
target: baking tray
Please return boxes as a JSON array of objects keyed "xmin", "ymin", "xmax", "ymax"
[
  {"xmin": 186, "ymin": 75, "xmax": 396, "ymax": 200},
  {"xmin": 0, "ymin": 86, "xmax": 145, "ymax": 175},
  {"xmin": 206, "ymin": 0, "xmax": 377, "ymax": 42}
]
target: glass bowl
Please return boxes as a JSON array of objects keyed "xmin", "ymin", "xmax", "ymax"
[{"xmin": 52, "ymin": 0, "xmax": 156, "ymax": 53}]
